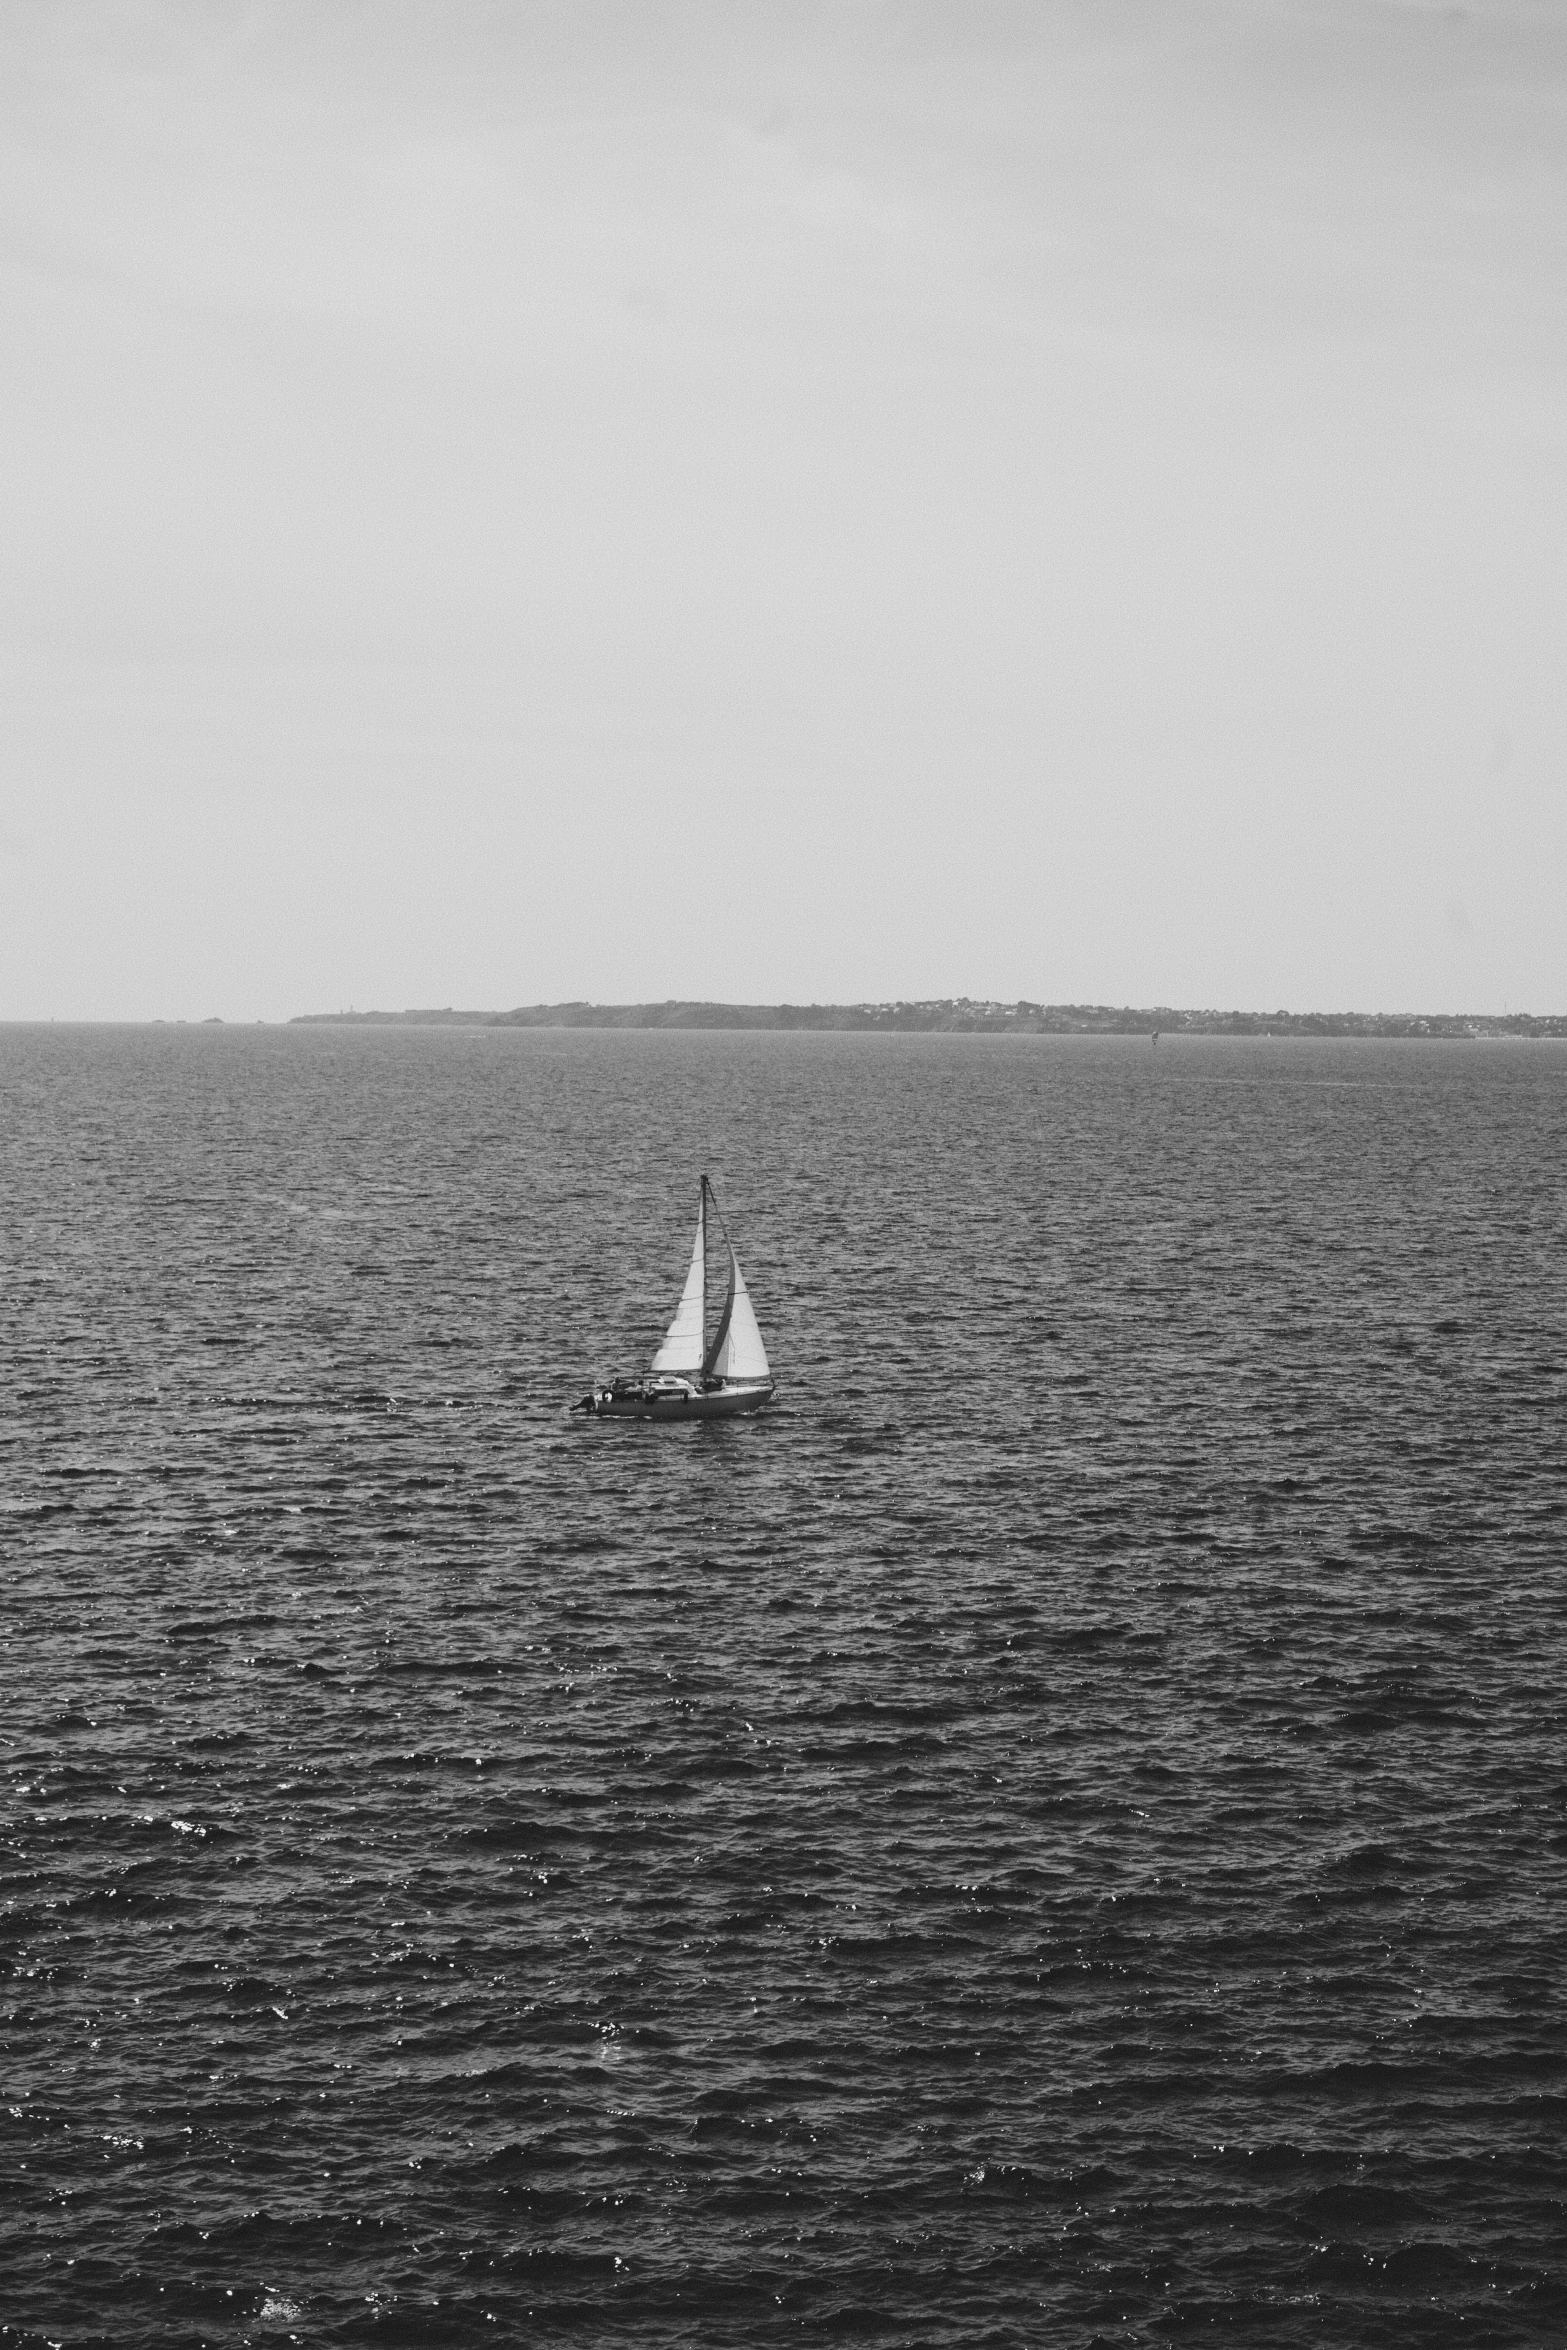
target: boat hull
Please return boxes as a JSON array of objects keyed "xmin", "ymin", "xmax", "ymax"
[{"xmin": 581, "ymin": 1381, "xmax": 775, "ymax": 1421}]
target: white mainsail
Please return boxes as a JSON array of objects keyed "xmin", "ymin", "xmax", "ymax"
[
  {"xmin": 650, "ymin": 1204, "xmax": 705, "ymax": 1373},
  {"xmin": 709, "ymin": 1251, "xmax": 771, "ymax": 1384}
]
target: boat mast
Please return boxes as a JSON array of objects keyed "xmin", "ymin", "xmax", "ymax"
[{"xmin": 700, "ymin": 1175, "xmax": 709, "ymax": 1367}]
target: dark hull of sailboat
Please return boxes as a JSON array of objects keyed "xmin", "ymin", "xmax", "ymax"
[{"xmin": 582, "ymin": 1382, "xmax": 775, "ymax": 1421}]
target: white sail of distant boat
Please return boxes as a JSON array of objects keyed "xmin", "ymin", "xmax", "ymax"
[
  {"xmin": 705, "ymin": 1253, "xmax": 771, "ymax": 1384},
  {"xmin": 578, "ymin": 1175, "xmax": 775, "ymax": 1420},
  {"xmin": 650, "ymin": 1203, "xmax": 706, "ymax": 1374}
]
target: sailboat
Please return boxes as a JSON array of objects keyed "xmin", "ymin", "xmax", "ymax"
[{"xmin": 576, "ymin": 1176, "xmax": 776, "ymax": 1420}]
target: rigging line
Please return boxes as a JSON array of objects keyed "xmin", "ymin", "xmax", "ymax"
[{"xmin": 705, "ymin": 1178, "xmax": 735, "ymax": 1251}]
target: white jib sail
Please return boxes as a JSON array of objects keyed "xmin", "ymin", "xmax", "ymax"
[
  {"xmin": 650, "ymin": 1207, "xmax": 705, "ymax": 1373},
  {"xmin": 711, "ymin": 1252, "xmax": 771, "ymax": 1383}
]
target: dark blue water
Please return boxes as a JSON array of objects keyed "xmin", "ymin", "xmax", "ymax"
[{"xmin": 4, "ymin": 1024, "xmax": 1565, "ymax": 2347}]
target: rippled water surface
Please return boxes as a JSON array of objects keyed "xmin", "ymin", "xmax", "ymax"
[{"xmin": 3, "ymin": 1023, "xmax": 1566, "ymax": 2348}]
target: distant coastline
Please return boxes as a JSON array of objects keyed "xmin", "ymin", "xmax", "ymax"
[{"xmin": 291, "ymin": 999, "xmax": 1567, "ymax": 1038}]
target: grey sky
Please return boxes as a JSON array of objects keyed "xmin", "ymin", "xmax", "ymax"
[{"xmin": 3, "ymin": 0, "xmax": 1563, "ymax": 1017}]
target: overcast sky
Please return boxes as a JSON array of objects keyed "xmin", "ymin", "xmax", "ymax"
[{"xmin": 2, "ymin": 0, "xmax": 1563, "ymax": 1017}]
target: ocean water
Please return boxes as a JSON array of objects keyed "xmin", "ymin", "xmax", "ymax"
[{"xmin": 3, "ymin": 1022, "xmax": 1565, "ymax": 2349}]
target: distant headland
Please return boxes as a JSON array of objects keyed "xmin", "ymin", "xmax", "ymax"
[{"xmin": 291, "ymin": 999, "xmax": 1565, "ymax": 1038}]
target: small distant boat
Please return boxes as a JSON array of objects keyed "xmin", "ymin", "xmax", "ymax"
[{"xmin": 576, "ymin": 1176, "xmax": 776, "ymax": 1420}]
